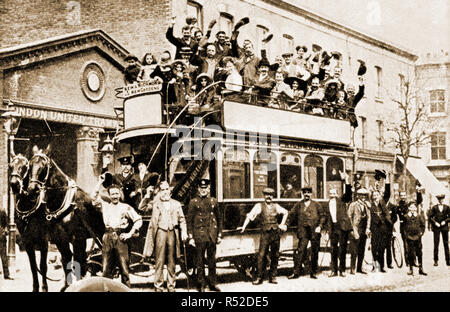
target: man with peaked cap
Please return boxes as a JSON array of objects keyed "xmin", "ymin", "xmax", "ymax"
[
  {"xmin": 111, "ymin": 156, "xmax": 138, "ymax": 209},
  {"xmin": 187, "ymin": 179, "xmax": 223, "ymax": 292},
  {"xmin": 239, "ymin": 187, "xmax": 288, "ymax": 285},
  {"xmin": 287, "ymin": 186, "xmax": 326, "ymax": 279},
  {"xmin": 326, "ymin": 172, "xmax": 353, "ymax": 277},
  {"xmin": 348, "ymin": 187, "xmax": 372, "ymax": 274},
  {"xmin": 148, "ymin": 181, "xmax": 188, "ymax": 292},
  {"xmin": 428, "ymin": 194, "xmax": 450, "ymax": 266}
]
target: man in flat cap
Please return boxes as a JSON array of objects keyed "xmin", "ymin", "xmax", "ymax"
[
  {"xmin": 348, "ymin": 187, "xmax": 372, "ymax": 274},
  {"xmin": 187, "ymin": 179, "xmax": 223, "ymax": 292},
  {"xmin": 239, "ymin": 187, "xmax": 288, "ymax": 285},
  {"xmin": 428, "ymin": 194, "xmax": 449, "ymax": 266},
  {"xmin": 287, "ymin": 186, "xmax": 326, "ymax": 279}
]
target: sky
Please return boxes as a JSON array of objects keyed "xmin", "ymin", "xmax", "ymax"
[{"xmin": 293, "ymin": 0, "xmax": 449, "ymax": 56}]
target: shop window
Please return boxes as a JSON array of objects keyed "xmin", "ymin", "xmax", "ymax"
[
  {"xmin": 222, "ymin": 149, "xmax": 250, "ymax": 199},
  {"xmin": 326, "ymin": 157, "xmax": 344, "ymax": 198},
  {"xmin": 280, "ymin": 153, "xmax": 302, "ymax": 198},
  {"xmin": 253, "ymin": 150, "xmax": 277, "ymax": 198},
  {"xmin": 304, "ymin": 154, "xmax": 324, "ymax": 199}
]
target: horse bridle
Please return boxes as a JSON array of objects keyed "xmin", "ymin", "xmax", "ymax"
[
  {"xmin": 29, "ymin": 153, "xmax": 51, "ymax": 188},
  {"xmin": 10, "ymin": 154, "xmax": 30, "ymax": 195}
]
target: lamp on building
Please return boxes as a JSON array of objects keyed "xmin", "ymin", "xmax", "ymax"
[
  {"xmin": 99, "ymin": 135, "xmax": 115, "ymax": 173},
  {"xmin": 1, "ymin": 101, "xmax": 22, "ymax": 272}
]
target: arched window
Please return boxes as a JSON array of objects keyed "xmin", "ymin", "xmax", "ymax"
[
  {"xmin": 304, "ymin": 154, "xmax": 324, "ymax": 199},
  {"xmin": 326, "ymin": 156, "xmax": 344, "ymax": 198},
  {"xmin": 280, "ymin": 152, "xmax": 302, "ymax": 198},
  {"xmin": 253, "ymin": 150, "xmax": 277, "ymax": 198},
  {"xmin": 222, "ymin": 149, "xmax": 250, "ymax": 199}
]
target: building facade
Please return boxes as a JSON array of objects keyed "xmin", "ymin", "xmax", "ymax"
[
  {"xmin": 3, "ymin": 0, "xmax": 443, "ymax": 208},
  {"xmin": 416, "ymin": 50, "xmax": 450, "ymax": 196}
]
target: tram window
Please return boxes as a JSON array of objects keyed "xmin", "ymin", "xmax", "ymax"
[
  {"xmin": 223, "ymin": 149, "xmax": 250, "ymax": 199},
  {"xmin": 304, "ymin": 154, "xmax": 324, "ymax": 199},
  {"xmin": 280, "ymin": 153, "xmax": 302, "ymax": 199},
  {"xmin": 326, "ymin": 157, "xmax": 344, "ymax": 198},
  {"xmin": 253, "ymin": 151, "xmax": 277, "ymax": 198}
]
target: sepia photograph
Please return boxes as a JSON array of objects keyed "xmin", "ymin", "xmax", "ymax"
[{"xmin": 0, "ymin": 0, "xmax": 448, "ymax": 299}]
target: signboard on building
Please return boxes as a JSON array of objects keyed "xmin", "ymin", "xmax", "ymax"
[{"xmin": 12, "ymin": 104, "xmax": 119, "ymax": 129}]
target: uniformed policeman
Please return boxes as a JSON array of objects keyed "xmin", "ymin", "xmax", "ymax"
[
  {"xmin": 91, "ymin": 178, "xmax": 143, "ymax": 287},
  {"xmin": 239, "ymin": 187, "xmax": 288, "ymax": 285},
  {"xmin": 187, "ymin": 179, "xmax": 222, "ymax": 292}
]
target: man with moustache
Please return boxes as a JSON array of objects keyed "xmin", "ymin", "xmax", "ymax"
[
  {"xmin": 187, "ymin": 179, "xmax": 222, "ymax": 292},
  {"xmin": 239, "ymin": 188, "xmax": 288, "ymax": 285},
  {"xmin": 287, "ymin": 186, "xmax": 327, "ymax": 279}
]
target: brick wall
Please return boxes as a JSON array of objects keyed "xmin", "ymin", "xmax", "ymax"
[{"xmin": 0, "ymin": 0, "xmax": 173, "ymax": 60}]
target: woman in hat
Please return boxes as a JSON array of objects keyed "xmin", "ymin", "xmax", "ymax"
[
  {"xmin": 284, "ymin": 76, "xmax": 307, "ymax": 110},
  {"xmin": 137, "ymin": 52, "xmax": 158, "ymax": 82},
  {"xmin": 193, "ymin": 73, "xmax": 215, "ymax": 109}
]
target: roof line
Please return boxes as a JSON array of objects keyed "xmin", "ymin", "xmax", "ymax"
[{"xmin": 260, "ymin": 0, "xmax": 418, "ymax": 62}]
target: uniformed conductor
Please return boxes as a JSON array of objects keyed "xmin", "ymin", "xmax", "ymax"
[
  {"xmin": 187, "ymin": 179, "xmax": 223, "ymax": 292},
  {"xmin": 91, "ymin": 178, "xmax": 143, "ymax": 287},
  {"xmin": 239, "ymin": 187, "xmax": 288, "ymax": 285}
]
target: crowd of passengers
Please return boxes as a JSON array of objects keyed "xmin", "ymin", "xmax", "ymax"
[{"xmin": 123, "ymin": 15, "xmax": 367, "ymax": 127}]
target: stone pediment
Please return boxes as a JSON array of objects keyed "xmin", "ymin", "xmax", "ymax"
[
  {"xmin": 0, "ymin": 30, "xmax": 132, "ymax": 123},
  {"xmin": 0, "ymin": 29, "xmax": 129, "ymax": 70}
]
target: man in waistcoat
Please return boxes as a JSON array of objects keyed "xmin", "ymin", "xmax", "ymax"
[{"xmin": 239, "ymin": 188, "xmax": 288, "ymax": 285}]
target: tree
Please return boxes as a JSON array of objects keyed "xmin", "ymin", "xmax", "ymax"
[{"xmin": 385, "ymin": 77, "xmax": 439, "ymax": 192}]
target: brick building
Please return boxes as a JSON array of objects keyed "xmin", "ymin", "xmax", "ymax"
[{"xmin": 1, "ymin": 0, "xmax": 445, "ymax": 208}]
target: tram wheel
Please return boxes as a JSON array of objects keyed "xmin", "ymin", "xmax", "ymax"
[{"xmin": 392, "ymin": 236, "xmax": 403, "ymax": 268}]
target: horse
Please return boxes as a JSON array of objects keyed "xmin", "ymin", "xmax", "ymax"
[
  {"xmin": 27, "ymin": 147, "xmax": 105, "ymax": 290},
  {"xmin": 9, "ymin": 152, "xmax": 49, "ymax": 292}
]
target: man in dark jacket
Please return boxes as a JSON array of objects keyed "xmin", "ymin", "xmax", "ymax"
[
  {"xmin": 428, "ymin": 194, "xmax": 450, "ymax": 266},
  {"xmin": 404, "ymin": 202, "xmax": 427, "ymax": 276},
  {"xmin": 326, "ymin": 172, "xmax": 353, "ymax": 277},
  {"xmin": 166, "ymin": 16, "xmax": 198, "ymax": 60},
  {"xmin": 346, "ymin": 76, "xmax": 365, "ymax": 128},
  {"xmin": 0, "ymin": 207, "xmax": 11, "ymax": 280},
  {"xmin": 187, "ymin": 179, "xmax": 223, "ymax": 292},
  {"xmin": 287, "ymin": 186, "xmax": 327, "ymax": 279}
]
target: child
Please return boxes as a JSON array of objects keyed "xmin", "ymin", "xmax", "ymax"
[{"xmin": 403, "ymin": 202, "xmax": 427, "ymax": 276}]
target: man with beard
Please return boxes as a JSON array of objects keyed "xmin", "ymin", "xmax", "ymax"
[
  {"xmin": 166, "ymin": 16, "xmax": 198, "ymax": 60},
  {"xmin": 124, "ymin": 55, "xmax": 141, "ymax": 84},
  {"xmin": 287, "ymin": 187, "xmax": 327, "ymax": 279},
  {"xmin": 147, "ymin": 181, "xmax": 188, "ymax": 292},
  {"xmin": 187, "ymin": 179, "xmax": 222, "ymax": 292},
  {"xmin": 239, "ymin": 188, "xmax": 288, "ymax": 285}
]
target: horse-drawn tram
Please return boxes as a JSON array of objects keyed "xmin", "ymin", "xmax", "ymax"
[{"xmin": 107, "ymin": 79, "xmax": 354, "ymax": 279}]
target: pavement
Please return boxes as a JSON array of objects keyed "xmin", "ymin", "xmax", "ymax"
[{"xmin": 0, "ymin": 231, "xmax": 448, "ymax": 292}]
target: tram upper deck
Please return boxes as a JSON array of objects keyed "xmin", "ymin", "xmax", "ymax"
[{"xmin": 114, "ymin": 80, "xmax": 353, "ymax": 147}]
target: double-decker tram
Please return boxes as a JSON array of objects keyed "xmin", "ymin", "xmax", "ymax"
[{"xmin": 113, "ymin": 79, "xmax": 354, "ymax": 276}]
